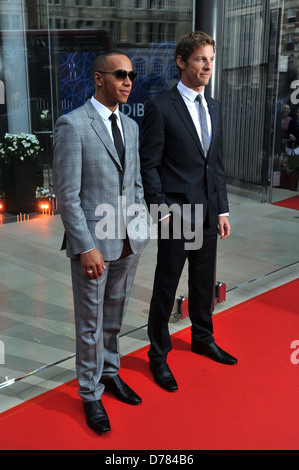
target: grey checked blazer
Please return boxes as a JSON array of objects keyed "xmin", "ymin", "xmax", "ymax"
[{"xmin": 53, "ymin": 99, "xmax": 149, "ymax": 261}]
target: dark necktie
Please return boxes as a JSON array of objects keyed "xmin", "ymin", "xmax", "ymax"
[
  {"xmin": 196, "ymin": 94, "xmax": 210, "ymax": 156},
  {"xmin": 109, "ymin": 113, "xmax": 124, "ymax": 166}
]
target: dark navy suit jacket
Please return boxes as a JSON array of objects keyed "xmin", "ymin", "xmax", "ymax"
[{"xmin": 140, "ymin": 84, "xmax": 229, "ymax": 230}]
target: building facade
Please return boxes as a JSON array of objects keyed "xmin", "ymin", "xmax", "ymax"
[{"xmin": 0, "ymin": 0, "xmax": 298, "ymax": 210}]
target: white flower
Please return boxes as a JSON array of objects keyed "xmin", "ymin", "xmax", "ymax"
[
  {"xmin": 0, "ymin": 132, "xmax": 42, "ymax": 162},
  {"xmin": 40, "ymin": 110, "xmax": 50, "ymax": 119}
]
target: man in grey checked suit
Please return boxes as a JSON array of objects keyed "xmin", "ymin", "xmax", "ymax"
[{"xmin": 53, "ymin": 52, "xmax": 149, "ymax": 434}]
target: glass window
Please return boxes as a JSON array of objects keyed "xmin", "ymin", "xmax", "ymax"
[
  {"xmin": 0, "ymin": 0, "xmax": 193, "ymax": 391},
  {"xmin": 135, "ymin": 22, "xmax": 142, "ymax": 43},
  {"xmin": 287, "ymin": 7, "xmax": 296, "ymax": 22}
]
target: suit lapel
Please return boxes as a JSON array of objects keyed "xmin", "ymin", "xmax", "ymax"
[
  {"xmin": 205, "ymin": 95, "xmax": 217, "ymax": 160},
  {"xmin": 171, "ymin": 86, "xmax": 205, "ymax": 159},
  {"xmin": 84, "ymin": 100, "xmax": 123, "ymax": 170},
  {"xmin": 119, "ymin": 113, "xmax": 132, "ymax": 157},
  {"xmin": 171, "ymin": 86, "xmax": 219, "ymax": 161}
]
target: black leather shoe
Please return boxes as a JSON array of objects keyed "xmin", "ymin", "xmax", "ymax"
[
  {"xmin": 83, "ymin": 400, "xmax": 111, "ymax": 434},
  {"xmin": 102, "ymin": 374, "xmax": 142, "ymax": 405},
  {"xmin": 191, "ymin": 342, "xmax": 237, "ymax": 365},
  {"xmin": 149, "ymin": 362, "xmax": 178, "ymax": 392}
]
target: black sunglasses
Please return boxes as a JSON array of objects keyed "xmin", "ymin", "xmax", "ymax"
[{"xmin": 97, "ymin": 69, "xmax": 137, "ymax": 82}]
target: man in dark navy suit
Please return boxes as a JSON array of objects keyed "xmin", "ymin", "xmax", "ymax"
[{"xmin": 140, "ymin": 31, "xmax": 237, "ymax": 392}]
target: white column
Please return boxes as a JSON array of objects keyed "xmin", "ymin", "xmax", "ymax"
[{"xmin": 0, "ymin": 0, "xmax": 31, "ymax": 133}]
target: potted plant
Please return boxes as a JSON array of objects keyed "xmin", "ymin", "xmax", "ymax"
[
  {"xmin": 0, "ymin": 132, "xmax": 42, "ymax": 214},
  {"xmin": 36, "ymin": 186, "xmax": 56, "ymax": 212}
]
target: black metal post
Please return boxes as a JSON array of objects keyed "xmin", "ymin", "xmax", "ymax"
[{"xmin": 194, "ymin": 0, "xmax": 224, "ymax": 101}]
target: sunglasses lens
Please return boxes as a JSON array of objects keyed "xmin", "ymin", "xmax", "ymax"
[
  {"xmin": 115, "ymin": 70, "xmax": 128, "ymax": 80},
  {"xmin": 128, "ymin": 71, "xmax": 137, "ymax": 82},
  {"xmin": 114, "ymin": 70, "xmax": 137, "ymax": 81}
]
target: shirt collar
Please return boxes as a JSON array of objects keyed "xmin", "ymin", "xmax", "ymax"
[
  {"xmin": 91, "ymin": 96, "xmax": 120, "ymax": 121},
  {"xmin": 177, "ymin": 80, "xmax": 205, "ymax": 102}
]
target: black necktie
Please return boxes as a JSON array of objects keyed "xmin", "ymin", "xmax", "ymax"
[
  {"xmin": 109, "ymin": 113, "xmax": 124, "ymax": 166},
  {"xmin": 196, "ymin": 94, "xmax": 210, "ymax": 156}
]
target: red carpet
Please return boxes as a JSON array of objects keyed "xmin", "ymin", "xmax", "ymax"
[
  {"xmin": 1, "ymin": 278, "xmax": 299, "ymax": 450},
  {"xmin": 273, "ymin": 195, "xmax": 299, "ymax": 210}
]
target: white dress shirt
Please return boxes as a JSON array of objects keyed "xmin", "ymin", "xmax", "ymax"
[
  {"xmin": 91, "ymin": 96, "xmax": 124, "ymax": 144},
  {"xmin": 177, "ymin": 80, "xmax": 212, "ymax": 149}
]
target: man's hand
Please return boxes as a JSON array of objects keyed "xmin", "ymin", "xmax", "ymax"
[
  {"xmin": 80, "ymin": 247, "xmax": 106, "ymax": 278},
  {"xmin": 218, "ymin": 215, "xmax": 231, "ymax": 239}
]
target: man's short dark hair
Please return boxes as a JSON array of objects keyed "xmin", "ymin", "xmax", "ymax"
[{"xmin": 92, "ymin": 51, "xmax": 128, "ymax": 77}]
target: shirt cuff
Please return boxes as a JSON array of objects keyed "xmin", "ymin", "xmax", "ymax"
[
  {"xmin": 159, "ymin": 213, "xmax": 171, "ymax": 221},
  {"xmin": 80, "ymin": 247, "xmax": 95, "ymax": 254}
]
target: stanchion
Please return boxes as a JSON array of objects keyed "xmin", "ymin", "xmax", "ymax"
[
  {"xmin": 42, "ymin": 209, "xmax": 54, "ymax": 216},
  {"xmin": 17, "ymin": 213, "xmax": 30, "ymax": 222}
]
